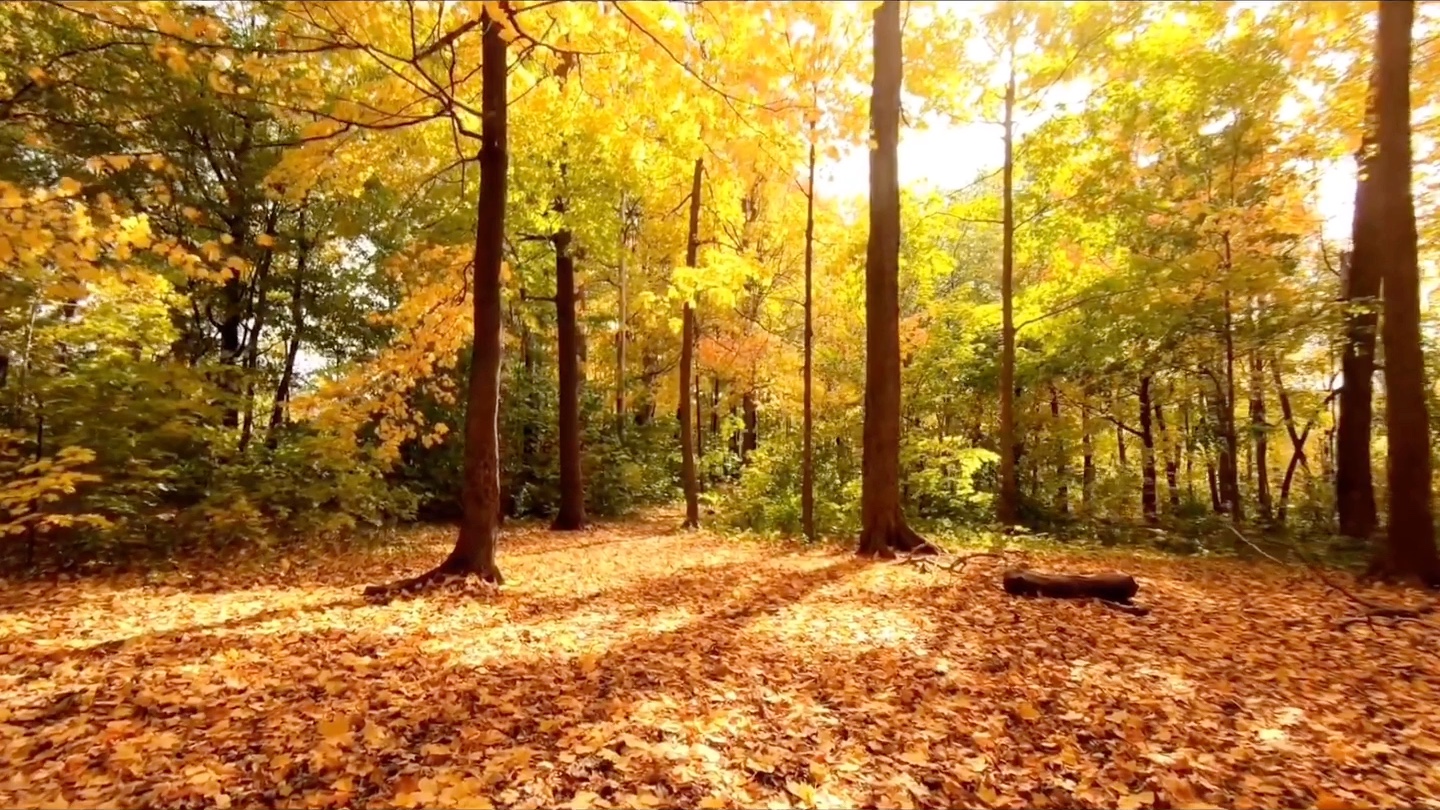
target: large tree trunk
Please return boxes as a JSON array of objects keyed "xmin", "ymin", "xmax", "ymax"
[
  {"xmin": 1373, "ymin": 0, "xmax": 1439, "ymax": 584},
  {"xmin": 802, "ymin": 138, "xmax": 817, "ymax": 541},
  {"xmin": 1249, "ymin": 352, "xmax": 1272, "ymax": 522},
  {"xmin": 859, "ymin": 0, "xmax": 930, "ymax": 557},
  {"xmin": 679, "ymin": 158, "xmax": 703, "ymax": 529},
  {"xmin": 1337, "ymin": 83, "xmax": 1383, "ymax": 540},
  {"xmin": 1138, "ymin": 376, "xmax": 1158, "ymax": 523},
  {"xmin": 997, "ymin": 46, "xmax": 1019, "ymax": 527},
  {"xmin": 1332, "ymin": 45, "xmax": 1379, "ymax": 536},
  {"xmin": 552, "ymin": 228, "xmax": 586, "ymax": 530},
  {"xmin": 368, "ymin": 12, "xmax": 507, "ymax": 594}
]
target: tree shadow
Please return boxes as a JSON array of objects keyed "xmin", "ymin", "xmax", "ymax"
[{"xmin": 3, "ymin": 555, "xmax": 875, "ymax": 807}]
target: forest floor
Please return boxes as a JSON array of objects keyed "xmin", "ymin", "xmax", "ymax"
[{"xmin": 3, "ymin": 512, "xmax": 1439, "ymax": 809}]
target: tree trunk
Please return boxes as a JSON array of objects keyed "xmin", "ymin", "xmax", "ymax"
[
  {"xmin": 1208, "ymin": 462, "xmax": 1221, "ymax": 513},
  {"xmin": 859, "ymin": 0, "xmax": 930, "ymax": 557},
  {"xmin": 997, "ymin": 42, "xmax": 1019, "ymax": 527},
  {"xmin": 802, "ymin": 137, "xmax": 816, "ymax": 541},
  {"xmin": 615, "ymin": 200, "xmax": 627, "ymax": 436},
  {"xmin": 368, "ymin": 11, "xmax": 508, "ymax": 594},
  {"xmin": 1081, "ymin": 412, "xmax": 1095, "ymax": 512},
  {"xmin": 695, "ymin": 363, "xmax": 705, "ymax": 492},
  {"xmin": 1337, "ymin": 81, "xmax": 1383, "ymax": 540},
  {"xmin": 1155, "ymin": 399, "xmax": 1180, "ymax": 511},
  {"xmin": 1272, "ymin": 360, "xmax": 1311, "ymax": 526},
  {"xmin": 267, "ymin": 232, "xmax": 308, "ymax": 447},
  {"xmin": 552, "ymin": 228, "xmax": 585, "ymax": 530},
  {"xmin": 679, "ymin": 158, "xmax": 703, "ymax": 529},
  {"xmin": 1115, "ymin": 392, "xmax": 1128, "ymax": 468},
  {"xmin": 1373, "ymin": 0, "xmax": 1439, "ymax": 583},
  {"xmin": 742, "ymin": 391, "xmax": 757, "ymax": 460},
  {"xmin": 1138, "ymin": 377, "xmax": 1158, "ymax": 523},
  {"xmin": 1003, "ymin": 569, "xmax": 1139, "ymax": 604},
  {"xmin": 1218, "ymin": 285, "xmax": 1243, "ymax": 521},
  {"xmin": 1249, "ymin": 352, "xmax": 1272, "ymax": 522},
  {"xmin": 1051, "ymin": 386, "xmax": 1068, "ymax": 515}
]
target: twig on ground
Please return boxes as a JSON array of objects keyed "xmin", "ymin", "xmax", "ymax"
[
  {"xmin": 898, "ymin": 550, "xmax": 1012, "ymax": 574},
  {"xmin": 1223, "ymin": 524, "xmax": 1435, "ymax": 630}
]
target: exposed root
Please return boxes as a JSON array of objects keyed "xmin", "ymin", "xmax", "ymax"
[{"xmin": 363, "ymin": 564, "xmax": 502, "ymax": 605}]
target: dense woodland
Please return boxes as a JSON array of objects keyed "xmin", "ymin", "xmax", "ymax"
[
  {"xmin": 7, "ymin": 2, "xmax": 1440, "ymax": 807},
  {"xmin": 4, "ymin": 0, "xmax": 1439, "ymax": 578}
]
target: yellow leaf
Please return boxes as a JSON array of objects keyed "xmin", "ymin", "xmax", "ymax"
[
  {"xmin": 257, "ymin": 233, "xmax": 276, "ymax": 248},
  {"xmin": 786, "ymin": 781, "xmax": 817, "ymax": 806},
  {"xmin": 58, "ymin": 177, "xmax": 83, "ymax": 196},
  {"xmin": 1017, "ymin": 702, "xmax": 1040, "ymax": 721},
  {"xmin": 318, "ymin": 715, "xmax": 352, "ymax": 745},
  {"xmin": 1315, "ymin": 794, "xmax": 1352, "ymax": 810}
]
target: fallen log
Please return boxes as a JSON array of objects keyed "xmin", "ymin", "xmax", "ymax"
[{"xmin": 1003, "ymin": 568, "xmax": 1140, "ymax": 604}]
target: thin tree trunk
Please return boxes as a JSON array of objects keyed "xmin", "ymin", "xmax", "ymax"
[
  {"xmin": 679, "ymin": 158, "xmax": 702, "ymax": 529},
  {"xmin": 368, "ymin": 11, "xmax": 507, "ymax": 593},
  {"xmin": 1155, "ymin": 398, "xmax": 1180, "ymax": 511},
  {"xmin": 997, "ymin": 34, "xmax": 1019, "ymax": 526},
  {"xmin": 1208, "ymin": 462, "xmax": 1221, "ymax": 512},
  {"xmin": 1051, "ymin": 386, "xmax": 1068, "ymax": 515},
  {"xmin": 1081, "ymin": 405, "xmax": 1095, "ymax": 512},
  {"xmin": 695, "ymin": 363, "xmax": 705, "ymax": 492},
  {"xmin": 1139, "ymin": 377, "xmax": 1158, "ymax": 523},
  {"xmin": 615, "ymin": 198, "xmax": 627, "ymax": 436},
  {"xmin": 1219, "ymin": 282, "xmax": 1243, "ymax": 520},
  {"xmin": 1337, "ymin": 69, "xmax": 1382, "ymax": 540},
  {"xmin": 1373, "ymin": 0, "xmax": 1439, "ymax": 583},
  {"xmin": 552, "ymin": 227, "xmax": 585, "ymax": 530},
  {"xmin": 802, "ymin": 137, "xmax": 816, "ymax": 541},
  {"xmin": 859, "ymin": 0, "xmax": 930, "ymax": 557},
  {"xmin": 1249, "ymin": 352, "xmax": 1271, "ymax": 522},
  {"xmin": 267, "ymin": 231, "xmax": 308, "ymax": 447},
  {"xmin": 1272, "ymin": 359, "xmax": 1311, "ymax": 525},
  {"xmin": 742, "ymin": 391, "xmax": 757, "ymax": 460}
]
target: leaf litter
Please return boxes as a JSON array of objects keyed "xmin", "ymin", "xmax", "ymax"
[{"xmin": 3, "ymin": 514, "xmax": 1440, "ymax": 809}]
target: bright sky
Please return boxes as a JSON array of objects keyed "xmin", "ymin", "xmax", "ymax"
[{"xmin": 818, "ymin": 120, "xmax": 1358, "ymax": 242}]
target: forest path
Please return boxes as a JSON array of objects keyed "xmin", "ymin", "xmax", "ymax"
[{"xmin": 2, "ymin": 517, "xmax": 1438, "ymax": 808}]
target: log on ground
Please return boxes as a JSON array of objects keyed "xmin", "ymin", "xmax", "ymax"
[{"xmin": 1002, "ymin": 568, "xmax": 1139, "ymax": 603}]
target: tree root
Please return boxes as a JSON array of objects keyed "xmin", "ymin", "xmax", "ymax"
[
  {"xmin": 1224, "ymin": 525, "xmax": 1435, "ymax": 631},
  {"xmin": 363, "ymin": 565, "xmax": 501, "ymax": 605}
]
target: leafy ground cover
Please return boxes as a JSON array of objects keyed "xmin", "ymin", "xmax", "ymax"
[{"xmin": 3, "ymin": 514, "xmax": 1438, "ymax": 809}]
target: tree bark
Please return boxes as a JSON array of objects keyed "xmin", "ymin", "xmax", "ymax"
[
  {"xmin": 859, "ymin": 0, "xmax": 930, "ymax": 557},
  {"xmin": 742, "ymin": 390, "xmax": 758, "ymax": 461},
  {"xmin": 1155, "ymin": 398, "xmax": 1180, "ymax": 511},
  {"xmin": 679, "ymin": 158, "xmax": 703, "ymax": 529},
  {"xmin": 552, "ymin": 228, "xmax": 585, "ymax": 530},
  {"xmin": 1218, "ymin": 283, "xmax": 1243, "ymax": 521},
  {"xmin": 1051, "ymin": 386, "xmax": 1068, "ymax": 515},
  {"xmin": 1249, "ymin": 352, "xmax": 1271, "ymax": 522},
  {"xmin": 368, "ymin": 11, "xmax": 507, "ymax": 594},
  {"xmin": 802, "ymin": 137, "xmax": 816, "ymax": 541},
  {"xmin": 615, "ymin": 199, "xmax": 628, "ymax": 436},
  {"xmin": 1337, "ymin": 79, "xmax": 1383, "ymax": 540},
  {"xmin": 1138, "ymin": 376, "xmax": 1158, "ymax": 523},
  {"xmin": 1271, "ymin": 359, "xmax": 1311, "ymax": 525},
  {"xmin": 1081, "ymin": 408, "xmax": 1095, "ymax": 513},
  {"xmin": 267, "ymin": 230, "xmax": 308, "ymax": 447},
  {"xmin": 695, "ymin": 361, "xmax": 705, "ymax": 492},
  {"xmin": 1373, "ymin": 0, "xmax": 1439, "ymax": 583},
  {"xmin": 997, "ymin": 36, "xmax": 1019, "ymax": 526},
  {"xmin": 1003, "ymin": 569, "xmax": 1139, "ymax": 604}
]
